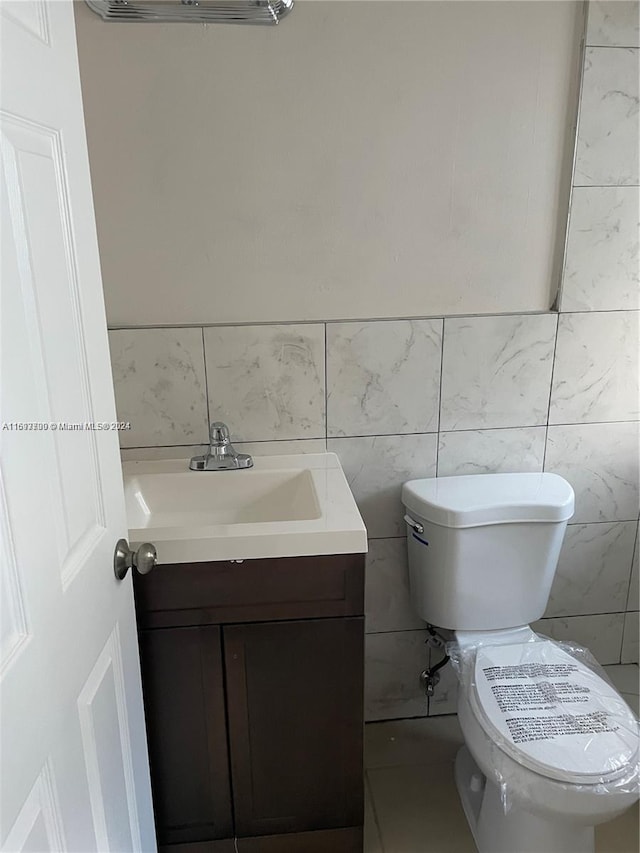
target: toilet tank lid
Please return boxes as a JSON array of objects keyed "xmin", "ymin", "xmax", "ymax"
[{"xmin": 402, "ymin": 473, "xmax": 574, "ymax": 528}]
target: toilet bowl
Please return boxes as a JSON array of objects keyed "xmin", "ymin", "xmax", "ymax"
[
  {"xmin": 452, "ymin": 629, "xmax": 639, "ymax": 853},
  {"xmin": 401, "ymin": 473, "xmax": 640, "ymax": 853}
]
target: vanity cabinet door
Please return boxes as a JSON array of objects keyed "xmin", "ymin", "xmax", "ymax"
[
  {"xmin": 224, "ymin": 617, "xmax": 364, "ymax": 838},
  {"xmin": 139, "ymin": 626, "xmax": 233, "ymax": 847}
]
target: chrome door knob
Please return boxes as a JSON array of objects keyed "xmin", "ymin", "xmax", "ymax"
[{"xmin": 114, "ymin": 538, "xmax": 157, "ymax": 580}]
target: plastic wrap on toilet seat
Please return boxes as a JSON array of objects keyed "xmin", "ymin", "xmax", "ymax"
[{"xmin": 447, "ymin": 634, "xmax": 640, "ymax": 813}]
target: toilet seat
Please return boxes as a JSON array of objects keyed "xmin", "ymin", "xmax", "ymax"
[{"xmin": 468, "ymin": 640, "xmax": 639, "ymax": 786}]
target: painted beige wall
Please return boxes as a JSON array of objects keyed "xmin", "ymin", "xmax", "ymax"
[{"xmin": 75, "ymin": 1, "xmax": 582, "ymax": 326}]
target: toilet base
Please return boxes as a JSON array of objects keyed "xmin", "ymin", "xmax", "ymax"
[{"xmin": 455, "ymin": 746, "xmax": 595, "ymax": 853}]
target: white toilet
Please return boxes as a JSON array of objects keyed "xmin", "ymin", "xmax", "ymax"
[{"xmin": 402, "ymin": 472, "xmax": 639, "ymax": 853}]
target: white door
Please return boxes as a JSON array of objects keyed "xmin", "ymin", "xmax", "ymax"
[{"xmin": 1, "ymin": 1, "xmax": 156, "ymax": 850}]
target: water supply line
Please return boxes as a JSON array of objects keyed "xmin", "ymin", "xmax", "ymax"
[{"xmin": 420, "ymin": 625, "xmax": 450, "ymax": 698}]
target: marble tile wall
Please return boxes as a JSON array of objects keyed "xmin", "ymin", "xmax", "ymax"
[
  {"xmin": 439, "ymin": 314, "xmax": 557, "ymax": 431},
  {"xmin": 109, "ymin": 304, "xmax": 639, "ymax": 720},
  {"xmin": 574, "ymin": 47, "xmax": 639, "ymax": 187},
  {"xmin": 326, "ymin": 320, "xmax": 442, "ymax": 438},
  {"xmin": 560, "ymin": 1, "xmax": 639, "ymax": 312},
  {"xmin": 561, "ymin": 187, "xmax": 639, "ymax": 311},
  {"xmin": 586, "ymin": 1, "xmax": 640, "ymax": 46},
  {"xmin": 109, "ymin": 2, "xmax": 639, "ymax": 721},
  {"xmin": 203, "ymin": 324, "xmax": 325, "ymax": 442},
  {"xmin": 109, "ymin": 327, "xmax": 208, "ymax": 448}
]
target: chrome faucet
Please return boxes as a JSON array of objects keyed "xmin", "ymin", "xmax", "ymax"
[{"xmin": 189, "ymin": 422, "xmax": 253, "ymax": 471}]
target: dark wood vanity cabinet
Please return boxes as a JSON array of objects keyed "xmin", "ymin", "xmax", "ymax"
[
  {"xmin": 137, "ymin": 626, "xmax": 233, "ymax": 846},
  {"xmin": 134, "ymin": 553, "xmax": 365, "ymax": 853}
]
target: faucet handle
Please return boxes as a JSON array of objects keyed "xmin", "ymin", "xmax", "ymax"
[{"xmin": 210, "ymin": 421, "xmax": 230, "ymax": 445}]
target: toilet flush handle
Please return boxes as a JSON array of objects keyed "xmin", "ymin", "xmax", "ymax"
[{"xmin": 403, "ymin": 514, "xmax": 424, "ymax": 535}]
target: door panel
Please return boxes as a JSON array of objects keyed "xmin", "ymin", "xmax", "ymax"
[
  {"xmin": 0, "ymin": 475, "xmax": 28, "ymax": 675},
  {"xmin": 77, "ymin": 625, "xmax": 143, "ymax": 853},
  {"xmin": 224, "ymin": 618, "xmax": 364, "ymax": 837},
  {"xmin": 1, "ymin": 0, "xmax": 49, "ymax": 43},
  {"xmin": 1, "ymin": 2, "xmax": 155, "ymax": 849},
  {"xmin": 2, "ymin": 111, "xmax": 106, "ymax": 588},
  {"xmin": 139, "ymin": 627, "xmax": 233, "ymax": 845},
  {"xmin": 2, "ymin": 762, "xmax": 65, "ymax": 853}
]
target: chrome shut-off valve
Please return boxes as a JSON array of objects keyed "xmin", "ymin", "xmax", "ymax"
[{"xmin": 420, "ymin": 668, "xmax": 441, "ymax": 697}]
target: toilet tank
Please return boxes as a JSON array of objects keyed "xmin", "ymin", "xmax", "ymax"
[{"xmin": 401, "ymin": 473, "xmax": 574, "ymax": 631}]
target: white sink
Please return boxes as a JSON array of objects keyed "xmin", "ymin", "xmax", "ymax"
[
  {"xmin": 126, "ymin": 468, "xmax": 321, "ymax": 527},
  {"xmin": 123, "ymin": 453, "xmax": 367, "ymax": 563}
]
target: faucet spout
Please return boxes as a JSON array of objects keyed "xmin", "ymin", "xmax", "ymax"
[{"xmin": 189, "ymin": 422, "xmax": 253, "ymax": 471}]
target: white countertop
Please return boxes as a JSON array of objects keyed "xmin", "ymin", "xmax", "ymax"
[{"xmin": 123, "ymin": 452, "xmax": 367, "ymax": 564}]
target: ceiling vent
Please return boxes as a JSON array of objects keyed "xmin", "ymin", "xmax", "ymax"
[{"xmin": 85, "ymin": 0, "xmax": 293, "ymax": 25}]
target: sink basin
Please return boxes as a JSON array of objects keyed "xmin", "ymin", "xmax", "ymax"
[
  {"xmin": 123, "ymin": 453, "xmax": 367, "ymax": 563},
  {"xmin": 126, "ymin": 468, "xmax": 321, "ymax": 528}
]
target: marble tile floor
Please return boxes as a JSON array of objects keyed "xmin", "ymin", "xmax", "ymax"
[{"xmin": 364, "ymin": 664, "xmax": 639, "ymax": 853}]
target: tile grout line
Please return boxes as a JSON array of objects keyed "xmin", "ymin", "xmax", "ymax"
[
  {"xmin": 364, "ymin": 771, "xmax": 386, "ymax": 853},
  {"xmin": 201, "ymin": 326, "xmax": 211, "ymax": 429},
  {"xmin": 622, "ymin": 523, "xmax": 639, "ymax": 615},
  {"xmin": 324, "ymin": 322, "xmax": 328, "ymax": 450},
  {"xmin": 573, "ymin": 183, "xmax": 640, "ymax": 188},
  {"xmin": 367, "ymin": 712, "xmax": 446, "ymax": 725},
  {"xmin": 107, "ymin": 309, "xmax": 640, "ymax": 333},
  {"xmin": 435, "ymin": 318, "xmax": 446, "ymax": 476},
  {"xmin": 121, "ymin": 416, "xmax": 640, "ymax": 452},
  {"xmin": 365, "ymin": 664, "xmax": 639, "ymax": 726},
  {"xmin": 364, "ymin": 610, "xmax": 633, "ymax": 637},
  {"xmin": 554, "ymin": 3, "xmax": 588, "ymax": 313},
  {"xmin": 328, "ymin": 424, "xmax": 604, "ymax": 441},
  {"xmin": 542, "ymin": 313, "xmax": 562, "ymax": 472},
  {"xmin": 619, "ymin": 615, "xmax": 627, "ymax": 665},
  {"xmin": 583, "ymin": 45, "xmax": 640, "ymax": 51}
]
